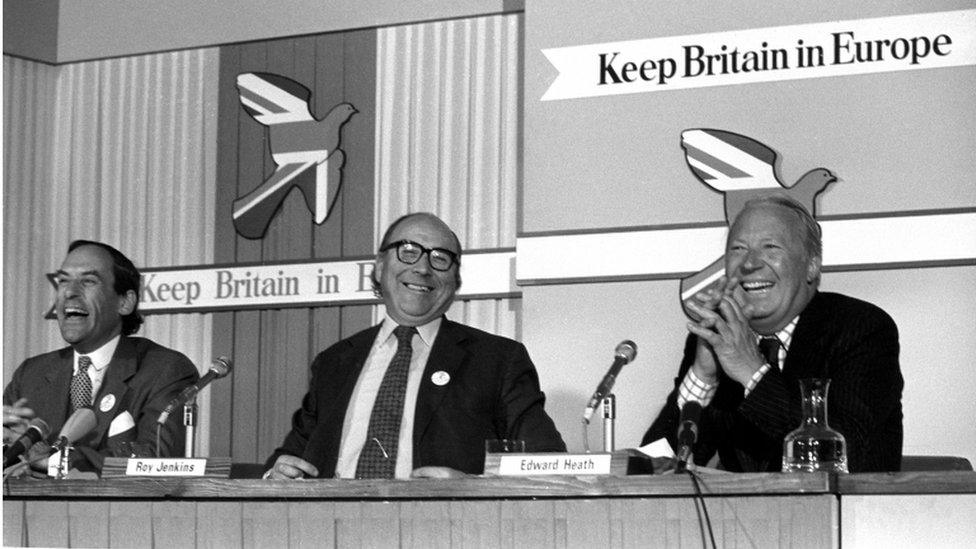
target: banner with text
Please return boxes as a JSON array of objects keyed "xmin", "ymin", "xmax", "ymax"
[
  {"xmin": 541, "ymin": 9, "xmax": 976, "ymax": 101},
  {"xmin": 46, "ymin": 251, "xmax": 517, "ymax": 315}
]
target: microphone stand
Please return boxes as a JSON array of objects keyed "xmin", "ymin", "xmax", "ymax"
[
  {"xmin": 56, "ymin": 442, "xmax": 71, "ymax": 479},
  {"xmin": 602, "ymin": 394, "xmax": 616, "ymax": 452},
  {"xmin": 183, "ymin": 397, "xmax": 197, "ymax": 458}
]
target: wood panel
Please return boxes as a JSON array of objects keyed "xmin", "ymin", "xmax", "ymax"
[
  {"xmin": 7, "ymin": 493, "xmax": 840, "ymax": 548},
  {"xmin": 152, "ymin": 502, "xmax": 197, "ymax": 549},
  {"xmin": 451, "ymin": 500, "xmax": 503, "ymax": 548},
  {"xmin": 2, "ymin": 472, "xmax": 835, "ymax": 499},
  {"xmin": 3, "ymin": 500, "xmax": 25, "ymax": 548},
  {"xmin": 501, "ymin": 499, "xmax": 557, "ymax": 547},
  {"xmin": 24, "ymin": 501, "xmax": 68, "ymax": 548},
  {"xmin": 197, "ymin": 501, "xmax": 244, "ymax": 547},
  {"xmin": 109, "ymin": 501, "xmax": 154, "ymax": 548},
  {"xmin": 556, "ymin": 499, "xmax": 609, "ymax": 547},
  {"xmin": 400, "ymin": 501, "xmax": 453, "ymax": 549},
  {"xmin": 210, "ymin": 39, "xmax": 243, "ymax": 460},
  {"xmin": 29, "ymin": 472, "xmax": 976, "ymax": 548},
  {"xmin": 242, "ymin": 502, "xmax": 291, "ymax": 548},
  {"xmin": 288, "ymin": 500, "xmax": 337, "ymax": 548},
  {"xmin": 68, "ymin": 500, "xmax": 109, "ymax": 547},
  {"xmin": 837, "ymin": 470, "xmax": 976, "ymax": 494},
  {"xmin": 213, "ymin": 29, "xmax": 377, "ymax": 466}
]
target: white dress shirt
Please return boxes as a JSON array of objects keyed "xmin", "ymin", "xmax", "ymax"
[
  {"xmin": 73, "ymin": 334, "xmax": 121, "ymax": 406},
  {"xmin": 333, "ymin": 315, "xmax": 441, "ymax": 479}
]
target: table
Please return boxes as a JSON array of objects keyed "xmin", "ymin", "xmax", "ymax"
[
  {"xmin": 4, "ymin": 472, "xmax": 973, "ymax": 548},
  {"xmin": 4, "ymin": 473, "xmax": 836, "ymax": 548}
]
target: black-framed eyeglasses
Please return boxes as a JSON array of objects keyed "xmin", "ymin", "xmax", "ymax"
[{"xmin": 381, "ymin": 240, "xmax": 460, "ymax": 271}]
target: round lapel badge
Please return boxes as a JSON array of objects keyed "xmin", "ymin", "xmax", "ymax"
[
  {"xmin": 431, "ymin": 370, "xmax": 450, "ymax": 386},
  {"xmin": 99, "ymin": 394, "xmax": 116, "ymax": 412}
]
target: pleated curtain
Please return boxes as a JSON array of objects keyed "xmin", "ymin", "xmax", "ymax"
[
  {"xmin": 374, "ymin": 14, "xmax": 522, "ymax": 339},
  {"xmin": 3, "ymin": 49, "xmax": 219, "ymax": 453}
]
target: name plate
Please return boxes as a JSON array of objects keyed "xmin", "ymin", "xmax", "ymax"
[
  {"xmin": 485, "ymin": 452, "xmax": 623, "ymax": 476},
  {"xmin": 101, "ymin": 457, "xmax": 231, "ymax": 478},
  {"xmin": 125, "ymin": 458, "xmax": 207, "ymax": 476}
]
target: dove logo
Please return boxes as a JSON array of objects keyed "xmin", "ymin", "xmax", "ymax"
[
  {"xmin": 678, "ymin": 129, "xmax": 836, "ymax": 319},
  {"xmin": 233, "ymin": 73, "xmax": 357, "ymax": 239}
]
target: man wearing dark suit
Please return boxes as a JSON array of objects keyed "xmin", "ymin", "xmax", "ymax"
[
  {"xmin": 3, "ymin": 240, "xmax": 198, "ymax": 473},
  {"xmin": 642, "ymin": 195, "xmax": 903, "ymax": 472},
  {"xmin": 266, "ymin": 213, "xmax": 565, "ymax": 479}
]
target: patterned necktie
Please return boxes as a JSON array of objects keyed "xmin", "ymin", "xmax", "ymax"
[
  {"xmin": 355, "ymin": 325, "xmax": 417, "ymax": 479},
  {"xmin": 758, "ymin": 336, "xmax": 782, "ymax": 370},
  {"xmin": 70, "ymin": 355, "xmax": 94, "ymax": 413}
]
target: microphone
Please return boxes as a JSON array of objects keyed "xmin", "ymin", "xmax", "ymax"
[
  {"xmin": 157, "ymin": 356, "xmax": 233, "ymax": 425},
  {"xmin": 582, "ymin": 340, "xmax": 637, "ymax": 423},
  {"xmin": 675, "ymin": 400, "xmax": 702, "ymax": 473},
  {"xmin": 52, "ymin": 408, "xmax": 98, "ymax": 452},
  {"xmin": 3, "ymin": 418, "xmax": 51, "ymax": 468}
]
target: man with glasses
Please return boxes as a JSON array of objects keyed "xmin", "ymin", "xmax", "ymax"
[{"xmin": 265, "ymin": 212, "xmax": 565, "ymax": 479}]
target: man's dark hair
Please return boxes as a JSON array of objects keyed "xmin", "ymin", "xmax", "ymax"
[
  {"xmin": 370, "ymin": 212, "xmax": 463, "ymax": 297},
  {"xmin": 68, "ymin": 239, "xmax": 144, "ymax": 336}
]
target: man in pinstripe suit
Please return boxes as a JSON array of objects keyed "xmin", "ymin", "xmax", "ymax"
[{"xmin": 643, "ymin": 195, "xmax": 903, "ymax": 472}]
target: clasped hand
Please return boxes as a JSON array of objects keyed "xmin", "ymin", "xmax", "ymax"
[
  {"xmin": 684, "ymin": 276, "xmax": 764, "ymax": 387},
  {"xmin": 3, "ymin": 398, "xmax": 35, "ymax": 444}
]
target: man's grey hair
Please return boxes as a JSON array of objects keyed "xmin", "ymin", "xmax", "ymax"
[{"xmin": 736, "ymin": 194, "xmax": 823, "ymax": 259}]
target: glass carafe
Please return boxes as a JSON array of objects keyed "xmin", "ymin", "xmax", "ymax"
[{"xmin": 782, "ymin": 378, "xmax": 849, "ymax": 473}]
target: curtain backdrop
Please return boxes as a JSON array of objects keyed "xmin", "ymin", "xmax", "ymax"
[
  {"xmin": 374, "ymin": 14, "xmax": 522, "ymax": 339},
  {"xmin": 3, "ymin": 49, "xmax": 219, "ymax": 452}
]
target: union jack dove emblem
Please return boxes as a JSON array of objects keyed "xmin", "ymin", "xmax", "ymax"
[
  {"xmin": 679, "ymin": 129, "xmax": 836, "ymax": 319},
  {"xmin": 233, "ymin": 72, "xmax": 357, "ymax": 239}
]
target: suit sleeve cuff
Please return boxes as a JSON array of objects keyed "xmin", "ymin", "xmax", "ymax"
[{"xmin": 743, "ymin": 362, "xmax": 773, "ymax": 397}]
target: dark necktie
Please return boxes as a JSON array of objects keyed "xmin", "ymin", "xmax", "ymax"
[
  {"xmin": 758, "ymin": 336, "xmax": 782, "ymax": 370},
  {"xmin": 70, "ymin": 355, "xmax": 94, "ymax": 413},
  {"xmin": 355, "ymin": 325, "xmax": 416, "ymax": 479}
]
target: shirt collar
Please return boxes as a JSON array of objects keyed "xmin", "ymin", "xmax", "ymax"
[
  {"xmin": 74, "ymin": 334, "xmax": 121, "ymax": 373},
  {"xmin": 379, "ymin": 314, "xmax": 442, "ymax": 347},
  {"xmin": 757, "ymin": 315, "xmax": 799, "ymax": 351}
]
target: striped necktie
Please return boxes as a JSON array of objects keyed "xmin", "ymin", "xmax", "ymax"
[{"xmin": 355, "ymin": 325, "xmax": 417, "ymax": 479}]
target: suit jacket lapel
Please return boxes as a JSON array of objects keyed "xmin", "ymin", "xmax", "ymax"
[
  {"xmin": 333, "ymin": 327, "xmax": 380, "ymax": 414},
  {"xmin": 413, "ymin": 318, "xmax": 468, "ymax": 447},
  {"xmin": 88, "ymin": 337, "xmax": 138, "ymax": 445},
  {"xmin": 305, "ymin": 325, "xmax": 379, "ymax": 472},
  {"xmin": 783, "ymin": 291, "xmax": 825, "ymax": 378},
  {"xmin": 42, "ymin": 348, "xmax": 74, "ymax": 432}
]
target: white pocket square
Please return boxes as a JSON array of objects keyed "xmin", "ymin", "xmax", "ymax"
[{"xmin": 108, "ymin": 411, "xmax": 136, "ymax": 437}]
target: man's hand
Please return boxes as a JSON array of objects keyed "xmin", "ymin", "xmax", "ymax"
[
  {"xmin": 685, "ymin": 275, "xmax": 744, "ymax": 382},
  {"xmin": 688, "ymin": 275, "xmax": 740, "ymax": 310},
  {"xmin": 687, "ymin": 296, "xmax": 764, "ymax": 387},
  {"xmin": 3, "ymin": 398, "xmax": 35, "ymax": 444},
  {"xmin": 411, "ymin": 466, "xmax": 469, "ymax": 479},
  {"xmin": 266, "ymin": 455, "xmax": 319, "ymax": 479},
  {"xmin": 686, "ymin": 306, "xmax": 720, "ymax": 383}
]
